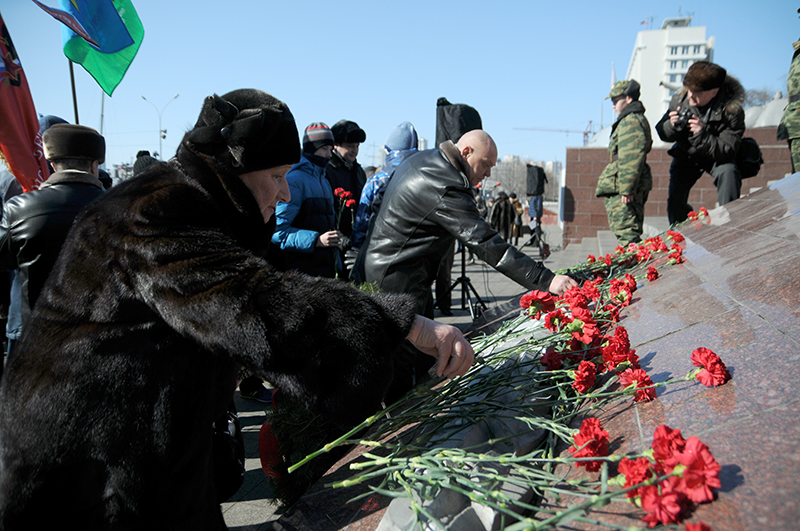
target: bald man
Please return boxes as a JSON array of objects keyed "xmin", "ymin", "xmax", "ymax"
[{"xmin": 362, "ymin": 130, "xmax": 575, "ymax": 395}]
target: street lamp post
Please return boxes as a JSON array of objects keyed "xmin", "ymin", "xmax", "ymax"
[{"xmin": 141, "ymin": 94, "xmax": 179, "ymax": 159}]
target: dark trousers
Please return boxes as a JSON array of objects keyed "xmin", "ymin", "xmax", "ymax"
[
  {"xmin": 435, "ymin": 244, "xmax": 455, "ymax": 311},
  {"xmin": 667, "ymin": 158, "xmax": 741, "ymax": 224}
]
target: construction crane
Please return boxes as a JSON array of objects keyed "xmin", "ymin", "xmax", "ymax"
[{"xmin": 514, "ymin": 121, "xmax": 594, "ymax": 146}]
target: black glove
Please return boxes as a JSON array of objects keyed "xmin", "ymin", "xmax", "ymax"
[
  {"xmin": 337, "ymin": 235, "xmax": 351, "ymax": 251},
  {"xmin": 344, "ymin": 248, "xmax": 359, "ymax": 271}
]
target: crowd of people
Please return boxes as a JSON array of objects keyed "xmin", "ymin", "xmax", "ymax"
[{"xmin": 0, "ymin": 53, "xmax": 784, "ymax": 527}]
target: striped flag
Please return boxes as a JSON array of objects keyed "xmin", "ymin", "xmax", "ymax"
[{"xmin": 35, "ymin": 0, "xmax": 144, "ymax": 96}]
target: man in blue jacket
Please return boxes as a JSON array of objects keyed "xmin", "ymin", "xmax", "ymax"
[{"xmin": 271, "ymin": 122, "xmax": 342, "ymax": 278}]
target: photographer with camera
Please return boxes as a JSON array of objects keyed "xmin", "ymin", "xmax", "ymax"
[{"xmin": 656, "ymin": 61, "xmax": 745, "ymax": 224}]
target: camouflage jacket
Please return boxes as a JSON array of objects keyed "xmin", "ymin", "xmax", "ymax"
[
  {"xmin": 596, "ymin": 101, "xmax": 652, "ymax": 197},
  {"xmin": 778, "ymin": 40, "xmax": 800, "ymax": 141}
]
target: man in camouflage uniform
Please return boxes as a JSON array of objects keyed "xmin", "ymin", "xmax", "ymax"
[
  {"xmin": 595, "ymin": 79, "xmax": 652, "ymax": 246},
  {"xmin": 778, "ymin": 33, "xmax": 800, "ymax": 172}
]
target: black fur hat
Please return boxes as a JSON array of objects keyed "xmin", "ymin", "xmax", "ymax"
[
  {"xmin": 683, "ymin": 61, "xmax": 727, "ymax": 92},
  {"xmin": 331, "ymin": 120, "xmax": 366, "ymax": 145},
  {"xmin": 42, "ymin": 124, "xmax": 105, "ymax": 163},
  {"xmin": 184, "ymin": 89, "xmax": 300, "ymax": 174}
]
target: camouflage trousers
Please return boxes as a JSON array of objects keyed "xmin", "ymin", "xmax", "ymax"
[
  {"xmin": 604, "ymin": 192, "xmax": 649, "ymax": 247},
  {"xmin": 790, "ymin": 139, "xmax": 800, "ymax": 173}
]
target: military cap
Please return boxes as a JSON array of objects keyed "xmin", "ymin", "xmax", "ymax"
[
  {"xmin": 42, "ymin": 124, "xmax": 105, "ymax": 163},
  {"xmin": 606, "ymin": 79, "xmax": 641, "ymax": 101}
]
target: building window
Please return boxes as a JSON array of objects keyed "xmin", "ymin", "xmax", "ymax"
[
  {"xmin": 682, "ymin": 46, "xmax": 690, "ymax": 54},
  {"xmin": 682, "ymin": 60, "xmax": 690, "ymax": 68},
  {"xmin": 669, "ymin": 89, "xmax": 676, "ymax": 96},
  {"xmin": 670, "ymin": 46, "xmax": 678, "ymax": 55},
  {"xmin": 670, "ymin": 60, "xmax": 678, "ymax": 69},
  {"xmin": 670, "ymin": 74, "xmax": 678, "ymax": 82},
  {"xmin": 693, "ymin": 45, "xmax": 702, "ymax": 54}
]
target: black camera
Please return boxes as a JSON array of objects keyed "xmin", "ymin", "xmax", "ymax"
[{"xmin": 673, "ymin": 108, "xmax": 694, "ymax": 132}]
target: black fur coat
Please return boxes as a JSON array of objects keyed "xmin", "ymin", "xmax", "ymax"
[{"xmin": 0, "ymin": 144, "xmax": 417, "ymax": 529}]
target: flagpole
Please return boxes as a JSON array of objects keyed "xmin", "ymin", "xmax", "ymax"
[{"xmin": 68, "ymin": 60, "xmax": 79, "ymax": 124}]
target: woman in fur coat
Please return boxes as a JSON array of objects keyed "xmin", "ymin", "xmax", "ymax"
[{"xmin": 0, "ymin": 90, "xmax": 473, "ymax": 530}]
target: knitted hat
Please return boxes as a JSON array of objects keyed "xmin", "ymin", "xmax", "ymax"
[
  {"xmin": 331, "ymin": 120, "xmax": 366, "ymax": 144},
  {"xmin": 43, "ymin": 124, "xmax": 105, "ymax": 163},
  {"xmin": 302, "ymin": 122, "xmax": 334, "ymax": 154},
  {"xmin": 606, "ymin": 79, "xmax": 641, "ymax": 100},
  {"xmin": 184, "ymin": 89, "xmax": 300, "ymax": 174},
  {"xmin": 384, "ymin": 121, "xmax": 418, "ymax": 152},
  {"xmin": 683, "ymin": 61, "xmax": 726, "ymax": 92},
  {"xmin": 133, "ymin": 150, "xmax": 159, "ymax": 176}
]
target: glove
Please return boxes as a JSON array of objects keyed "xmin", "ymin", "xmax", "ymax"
[
  {"xmin": 344, "ymin": 248, "xmax": 359, "ymax": 271},
  {"xmin": 337, "ymin": 235, "xmax": 351, "ymax": 252}
]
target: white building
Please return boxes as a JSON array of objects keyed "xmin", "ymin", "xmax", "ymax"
[{"xmin": 625, "ymin": 16, "xmax": 715, "ymax": 147}]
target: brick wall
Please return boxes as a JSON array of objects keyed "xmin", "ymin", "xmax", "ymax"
[{"xmin": 561, "ymin": 126, "xmax": 793, "ymax": 248}]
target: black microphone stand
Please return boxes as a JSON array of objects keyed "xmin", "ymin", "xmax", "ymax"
[{"xmin": 437, "ymin": 245, "xmax": 487, "ymax": 321}]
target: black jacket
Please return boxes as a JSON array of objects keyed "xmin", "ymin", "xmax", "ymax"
[
  {"xmin": 325, "ymin": 150, "xmax": 366, "ymax": 238},
  {"xmin": 0, "ymin": 170, "xmax": 105, "ymax": 326},
  {"xmin": 363, "ymin": 142, "xmax": 555, "ymax": 315},
  {"xmin": 655, "ymin": 75, "xmax": 746, "ymax": 165},
  {"xmin": 0, "ymin": 143, "xmax": 417, "ymax": 529}
]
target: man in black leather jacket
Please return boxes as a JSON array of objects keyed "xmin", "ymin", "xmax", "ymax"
[
  {"xmin": 0, "ymin": 124, "xmax": 106, "ymax": 334},
  {"xmin": 364, "ymin": 129, "xmax": 576, "ymax": 318}
]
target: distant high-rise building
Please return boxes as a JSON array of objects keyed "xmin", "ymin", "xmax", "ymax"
[{"xmin": 625, "ymin": 16, "xmax": 715, "ymax": 146}]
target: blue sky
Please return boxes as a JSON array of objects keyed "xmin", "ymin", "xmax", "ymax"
[{"xmin": 2, "ymin": 1, "xmax": 795, "ymax": 168}]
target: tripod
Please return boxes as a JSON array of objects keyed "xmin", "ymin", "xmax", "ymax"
[
  {"xmin": 520, "ymin": 219, "xmax": 551, "ymax": 260},
  {"xmin": 437, "ymin": 245, "xmax": 487, "ymax": 321}
]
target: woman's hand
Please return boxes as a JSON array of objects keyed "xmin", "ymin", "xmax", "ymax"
[{"xmin": 406, "ymin": 315, "xmax": 474, "ymax": 378}]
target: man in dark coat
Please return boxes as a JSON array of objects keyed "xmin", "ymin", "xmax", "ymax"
[
  {"xmin": 364, "ymin": 129, "xmax": 575, "ymax": 316},
  {"xmin": 0, "ymin": 124, "xmax": 106, "ymax": 334},
  {"xmin": 655, "ymin": 61, "xmax": 745, "ymax": 224},
  {"xmin": 362, "ymin": 130, "xmax": 576, "ymax": 396},
  {"xmin": 0, "ymin": 90, "xmax": 472, "ymax": 530},
  {"xmin": 326, "ymin": 120, "xmax": 367, "ymax": 278}
]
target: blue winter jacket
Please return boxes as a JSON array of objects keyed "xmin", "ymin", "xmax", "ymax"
[{"xmin": 271, "ymin": 154, "xmax": 336, "ymax": 277}]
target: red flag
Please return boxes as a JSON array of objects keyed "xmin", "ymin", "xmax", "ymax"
[{"xmin": 0, "ymin": 12, "xmax": 50, "ymax": 192}]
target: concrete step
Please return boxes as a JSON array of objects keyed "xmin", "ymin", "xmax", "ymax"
[{"xmin": 597, "ymin": 230, "xmax": 618, "ymax": 256}]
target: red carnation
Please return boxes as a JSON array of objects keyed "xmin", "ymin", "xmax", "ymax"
[
  {"xmin": 345, "ymin": 198, "xmax": 356, "ymax": 208},
  {"xmin": 581, "ymin": 280, "xmax": 601, "ymax": 302},
  {"xmin": 572, "ymin": 360, "xmax": 597, "ymax": 394},
  {"xmin": 568, "ymin": 417, "xmax": 609, "ymax": 472},
  {"xmin": 647, "ymin": 266, "xmax": 659, "ymax": 282},
  {"xmin": 587, "ymin": 254, "xmax": 597, "ymax": 263},
  {"xmin": 540, "ymin": 347, "xmax": 562, "ymax": 370},
  {"xmin": 687, "ymin": 211, "xmax": 699, "ymax": 221},
  {"xmin": 652, "ymin": 424, "xmax": 686, "ymax": 469},
  {"xmin": 570, "ymin": 307, "xmax": 600, "ymax": 344},
  {"xmin": 667, "ymin": 229, "xmax": 685, "ymax": 243},
  {"xmin": 618, "ymin": 368, "xmax": 656, "ymax": 402},
  {"xmin": 601, "ymin": 326, "xmax": 631, "ymax": 370},
  {"xmin": 618, "ymin": 456, "xmax": 653, "ymax": 498},
  {"xmin": 664, "ymin": 436, "xmax": 721, "ymax": 503},
  {"xmin": 519, "ymin": 290, "xmax": 555, "ymax": 319},
  {"xmin": 691, "ymin": 347, "xmax": 731, "ymax": 387},
  {"xmin": 561, "ymin": 285, "xmax": 588, "ymax": 310},
  {"xmin": 544, "ymin": 308, "xmax": 571, "ymax": 331},
  {"xmin": 699, "ymin": 207, "xmax": 709, "ymax": 216},
  {"xmin": 640, "ymin": 476, "xmax": 686, "ymax": 527}
]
